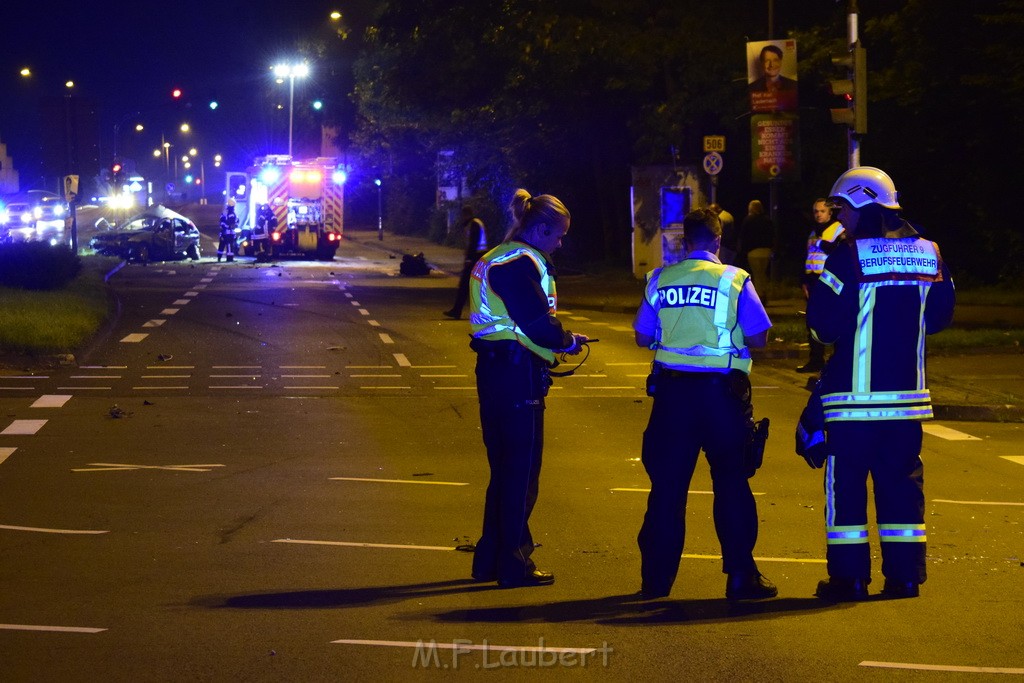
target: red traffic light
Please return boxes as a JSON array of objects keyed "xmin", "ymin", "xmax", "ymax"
[
  {"xmin": 171, "ymin": 88, "xmax": 183, "ymax": 99},
  {"xmin": 112, "ymin": 163, "xmax": 123, "ymax": 173}
]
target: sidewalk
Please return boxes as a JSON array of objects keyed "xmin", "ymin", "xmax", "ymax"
[{"xmin": 348, "ymin": 229, "xmax": 1024, "ymax": 423}]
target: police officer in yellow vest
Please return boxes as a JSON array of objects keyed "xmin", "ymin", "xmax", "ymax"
[
  {"xmin": 633, "ymin": 208, "xmax": 777, "ymax": 600},
  {"xmin": 799, "ymin": 198, "xmax": 845, "ymax": 373},
  {"xmin": 468, "ymin": 188, "xmax": 589, "ymax": 588}
]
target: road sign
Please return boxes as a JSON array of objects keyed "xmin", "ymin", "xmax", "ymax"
[
  {"xmin": 703, "ymin": 135, "xmax": 726, "ymax": 153},
  {"xmin": 703, "ymin": 152, "xmax": 723, "ymax": 176},
  {"xmin": 63, "ymin": 175, "xmax": 79, "ymax": 203}
]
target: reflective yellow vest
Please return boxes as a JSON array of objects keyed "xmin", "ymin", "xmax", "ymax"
[
  {"xmin": 645, "ymin": 259, "xmax": 751, "ymax": 373},
  {"xmin": 805, "ymin": 221, "xmax": 844, "ymax": 275},
  {"xmin": 470, "ymin": 241, "xmax": 557, "ymax": 363}
]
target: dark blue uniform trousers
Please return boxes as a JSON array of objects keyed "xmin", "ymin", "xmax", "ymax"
[
  {"xmin": 638, "ymin": 372, "xmax": 760, "ymax": 594},
  {"xmin": 471, "ymin": 341, "xmax": 547, "ymax": 582},
  {"xmin": 824, "ymin": 420, "xmax": 927, "ymax": 584}
]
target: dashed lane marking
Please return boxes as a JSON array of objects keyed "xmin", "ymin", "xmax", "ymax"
[
  {"xmin": 933, "ymin": 498, "xmax": 1024, "ymax": 507},
  {"xmin": 433, "ymin": 387, "xmax": 475, "ymax": 391},
  {"xmin": 350, "ymin": 300, "xmax": 361, "ymax": 306},
  {"xmin": 273, "ymin": 539, "xmax": 454, "ymax": 551},
  {"xmin": 0, "ymin": 524, "xmax": 108, "ymax": 535},
  {"xmin": 0, "ymin": 448, "xmax": 15, "ymax": 465},
  {"xmin": 283, "ymin": 386, "xmax": 340, "ymax": 390},
  {"xmin": 421, "ymin": 374, "xmax": 468, "ymax": 378},
  {"xmin": 1001, "ymin": 456, "xmax": 1024, "ymax": 466},
  {"xmin": 860, "ymin": 661, "xmax": 1024, "ymax": 675},
  {"xmin": 610, "ymin": 326, "xmax": 634, "ymax": 332},
  {"xmin": 923, "ymin": 424, "xmax": 981, "ymax": 441},
  {"xmin": 31, "ymin": 395, "xmax": 72, "ymax": 408},
  {"xmin": 1, "ymin": 420, "xmax": 47, "ymax": 435},
  {"xmin": 132, "ymin": 386, "xmax": 188, "ymax": 390},
  {"xmin": 394, "ymin": 353, "xmax": 411, "ymax": 367},
  {"xmin": 184, "ymin": 291, "xmax": 199, "ymax": 297},
  {"xmin": 58, "ymin": 386, "xmax": 112, "ymax": 391},
  {"xmin": 358, "ymin": 309, "xmax": 370, "ymax": 316},
  {"xmin": 329, "ymin": 476, "xmax": 468, "ymax": 486},
  {"xmin": 72, "ymin": 463, "xmax": 226, "ymax": 473},
  {"xmin": 369, "ymin": 320, "xmax": 381, "ymax": 327},
  {"xmin": 149, "ymin": 365, "xmax": 195, "ymax": 369},
  {"xmin": 140, "ymin": 375, "xmax": 191, "ymax": 379},
  {"xmin": 173, "ymin": 299, "xmax": 191, "ymax": 305},
  {"xmin": 0, "ymin": 624, "xmax": 107, "ymax": 634},
  {"xmin": 120, "ymin": 333, "xmax": 148, "ymax": 343},
  {"xmin": 142, "ymin": 319, "xmax": 166, "ymax": 327},
  {"xmin": 332, "ymin": 640, "xmax": 598, "ymax": 656},
  {"xmin": 379, "ymin": 334, "xmax": 395, "ymax": 344},
  {"xmin": 161, "ymin": 308, "xmax": 179, "ymax": 315},
  {"xmin": 351, "ymin": 374, "xmax": 401, "ymax": 378},
  {"xmin": 71, "ymin": 375, "xmax": 121, "ymax": 379}
]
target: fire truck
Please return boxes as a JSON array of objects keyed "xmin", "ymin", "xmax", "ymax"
[{"xmin": 241, "ymin": 155, "xmax": 345, "ymax": 260}]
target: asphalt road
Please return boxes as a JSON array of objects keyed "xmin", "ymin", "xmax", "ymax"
[{"xmin": 1, "ymin": 242, "xmax": 1022, "ymax": 680}]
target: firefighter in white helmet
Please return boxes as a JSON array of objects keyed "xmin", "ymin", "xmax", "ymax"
[
  {"xmin": 807, "ymin": 166, "xmax": 955, "ymax": 602},
  {"xmin": 218, "ymin": 199, "xmax": 238, "ymax": 262}
]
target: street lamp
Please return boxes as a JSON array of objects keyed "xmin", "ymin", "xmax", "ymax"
[
  {"xmin": 375, "ymin": 178, "xmax": 383, "ymax": 241},
  {"xmin": 272, "ymin": 61, "xmax": 310, "ymax": 157}
]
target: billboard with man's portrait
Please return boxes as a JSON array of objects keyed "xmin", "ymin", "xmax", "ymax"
[{"xmin": 747, "ymin": 39, "xmax": 799, "ymax": 113}]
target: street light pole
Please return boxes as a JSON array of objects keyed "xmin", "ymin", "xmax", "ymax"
[
  {"xmin": 273, "ymin": 62, "xmax": 309, "ymax": 158},
  {"xmin": 375, "ymin": 178, "xmax": 383, "ymax": 241}
]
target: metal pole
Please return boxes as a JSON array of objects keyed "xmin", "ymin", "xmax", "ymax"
[
  {"xmin": 377, "ymin": 183, "xmax": 383, "ymax": 241},
  {"xmin": 847, "ymin": 0, "xmax": 861, "ymax": 168},
  {"xmin": 288, "ymin": 76, "xmax": 295, "ymax": 158}
]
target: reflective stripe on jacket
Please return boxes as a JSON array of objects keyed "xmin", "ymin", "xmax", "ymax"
[
  {"xmin": 644, "ymin": 259, "xmax": 751, "ymax": 373},
  {"xmin": 469, "ymin": 242, "xmax": 557, "ymax": 363}
]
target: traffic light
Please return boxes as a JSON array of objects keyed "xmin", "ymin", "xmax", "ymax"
[
  {"xmin": 171, "ymin": 88, "xmax": 183, "ymax": 99},
  {"xmin": 829, "ymin": 44, "xmax": 867, "ymax": 134},
  {"xmin": 111, "ymin": 161, "xmax": 124, "ymax": 186}
]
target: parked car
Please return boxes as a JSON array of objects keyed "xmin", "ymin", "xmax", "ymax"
[
  {"xmin": 0, "ymin": 201, "xmax": 36, "ymax": 243},
  {"xmin": 89, "ymin": 205, "xmax": 202, "ymax": 262},
  {"xmin": 26, "ymin": 190, "xmax": 68, "ymax": 231}
]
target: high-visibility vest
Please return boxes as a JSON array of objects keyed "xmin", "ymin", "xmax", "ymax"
[
  {"xmin": 470, "ymin": 241, "xmax": 557, "ymax": 363},
  {"xmin": 805, "ymin": 221, "xmax": 844, "ymax": 275},
  {"xmin": 644, "ymin": 259, "xmax": 751, "ymax": 373},
  {"xmin": 815, "ymin": 236, "xmax": 946, "ymax": 421}
]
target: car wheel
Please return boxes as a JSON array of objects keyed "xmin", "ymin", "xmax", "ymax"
[{"xmin": 186, "ymin": 243, "xmax": 200, "ymax": 260}]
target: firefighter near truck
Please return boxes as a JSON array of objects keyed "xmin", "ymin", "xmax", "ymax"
[{"xmin": 240, "ymin": 156, "xmax": 345, "ymax": 260}]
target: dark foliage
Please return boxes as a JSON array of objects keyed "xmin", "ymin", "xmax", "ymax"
[{"xmin": 0, "ymin": 243, "xmax": 83, "ymax": 290}]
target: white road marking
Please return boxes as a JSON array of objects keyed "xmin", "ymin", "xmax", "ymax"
[
  {"xmin": 142, "ymin": 319, "xmax": 166, "ymax": 327},
  {"xmin": 0, "ymin": 624, "xmax": 106, "ymax": 634},
  {"xmin": 347, "ymin": 365, "xmax": 393, "ymax": 369},
  {"xmin": 360, "ymin": 386, "xmax": 411, "ymax": 390},
  {"xmin": 200, "ymin": 278, "xmax": 214, "ymax": 283},
  {"xmin": 394, "ymin": 353, "xmax": 411, "ymax": 367},
  {"xmin": 933, "ymin": 498, "xmax": 1024, "ymax": 507},
  {"xmin": 273, "ymin": 539, "xmax": 454, "ymax": 551},
  {"xmin": 173, "ymin": 299, "xmax": 191, "ymax": 305},
  {"xmin": 72, "ymin": 463, "xmax": 225, "ymax": 473},
  {"xmin": 434, "ymin": 387, "xmax": 475, "ymax": 390},
  {"xmin": 568, "ymin": 316, "xmax": 591, "ymax": 321},
  {"xmin": 281, "ymin": 374, "xmax": 331, "ymax": 378},
  {"xmin": 610, "ymin": 326, "xmax": 634, "ymax": 332},
  {"xmin": 0, "ymin": 524, "xmax": 108, "ymax": 535},
  {"xmin": 379, "ymin": 334, "xmax": 395, "ymax": 344},
  {"xmin": 330, "ymin": 476, "xmax": 468, "ymax": 486},
  {"xmin": 0, "ymin": 447, "xmax": 15, "ymax": 465},
  {"xmin": 283, "ymin": 386, "xmax": 340, "ymax": 390},
  {"xmin": 612, "ymin": 487, "xmax": 766, "ymax": 496},
  {"xmin": 120, "ymin": 333, "xmax": 148, "ymax": 343},
  {"xmin": 1001, "ymin": 456, "xmax": 1024, "ymax": 466},
  {"xmin": 359, "ymin": 309, "xmax": 370, "ymax": 316},
  {"xmin": 0, "ymin": 387, "xmax": 35, "ymax": 391},
  {"xmin": 210, "ymin": 374, "xmax": 262, "ymax": 378},
  {"xmin": 923, "ymin": 424, "xmax": 981, "ymax": 441},
  {"xmin": 132, "ymin": 386, "xmax": 188, "ymax": 390},
  {"xmin": 860, "ymin": 661, "xmax": 1024, "ymax": 675},
  {"xmin": 350, "ymin": 300, "xmax": 361, "ymax": 306},
  {"xmin": 411, "ymin": 365, "xmax": 456, "ymax": 369},
  {"xmin": 345, "ymin": 292, "xmax": 353, "ymax": 298},
  {"xmin": 685, "ymin": 553, "xmax": 826, "ymax": 564},
  {"xmin": 351, "ymin": 374, "xmax": 401, "ymax": 378},
  {"xmin": 585, "ymin": 386, "xmax": 640, "ymax": 391},
  {"xmin": 70, "ymin": 375, "xmax": 121, "ymax": 379},
  {"xmin": 421, "ymin": 374, "xmax": 468, "ymax": 378},
  {"xmin": 160, "ymin": 308, "xmax": 179, "ymax": 315},
  {"xmin": 368, "ymin": 320, "xmax": 381, "ymax": 326},
  {"xmin": 280, "ymin": 365, "xmax": 325, "ymax": 369},
  {"xmin": 184, "ymin": 291, "xmax": 199, "ymax": 297},
  {"xmin": 150, "ymin": 365, "xmax": 196, "ymax": 369},
  {"xmin": 214, "ymin": 365, "xmax": 259, "ymax": 369},
  {"xmin": 57, "ymin": 386, "xmax": 111, "ymax": 391},
  {"xmin": 79, "ymin": 366, "xmax": 125, "ymax": 369},
  {"xmin": 31, "ymin": 395, "xmax": 72, "ymax": 408},
  {"xmin": 209, "ymin": 386, "xmax": 263, "ymax": 390},
  {"xmin": 2, "ymin": 420, "xmax": 47, "ymax": 435},
  {"xmin": 140, "ymin": 375, "xmax": 191, "ymax": 379},
  {"xmin": 331, "ymin": 639, "xmax": 598, "ymax": 655}
]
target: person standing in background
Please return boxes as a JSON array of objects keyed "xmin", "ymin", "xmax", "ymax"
[
  {"xmin": 799, "ymin": 198, "xmax": 845, "ymax": 373},
  {"xmin": 444, "ymin": 205, "xmax": 489, "ymax": 320},
  {"xmin": 738, "ymin": 199, "xmax": 774, "ymax": 303}
]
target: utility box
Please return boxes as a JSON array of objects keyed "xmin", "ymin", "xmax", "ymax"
[{"xmin": 631, "ymin": 165, "xmax": 708, "ymax": 279}]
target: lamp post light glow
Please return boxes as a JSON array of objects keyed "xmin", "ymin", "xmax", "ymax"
[{"xmin": 272, "ymin": 61, "xmax": 310, "ymax": 157}]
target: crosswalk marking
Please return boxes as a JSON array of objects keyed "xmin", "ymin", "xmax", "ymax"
[
  {"xmin": 1, "ymin": 420, "xmax": 47, "ymax": 435},
  {"xmin": 1001, "ymin": 456, "xmax": 1024, "ymax": 466},
  {"xmin": 31, "ymin": 395, "xmax": 72, "ymax": 408},
  {"xmin": 923, "ymin": 424, "xmax": 981, "ymax": 441},
  {"xmin": 120, "ymin": 333, "xmax": 148, "ymax": 343},
  {"xmin": 0, "ymin": 447, "xmax": 15, "ymax": 465}
]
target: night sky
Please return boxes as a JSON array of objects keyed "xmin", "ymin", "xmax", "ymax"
[{"xmin": 1, "ymin": 0, "xmax": 358, "ymax": 193}]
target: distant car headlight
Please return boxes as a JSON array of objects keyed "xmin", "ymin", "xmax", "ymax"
[
  {"xmin": 0, "ymin": 211, "xmax": 8, "ymax": 224},
  {"xmin": 20, "ymin": 211, "xmax": 33, "ymax": 224},
  {"xmin": 33, "ymin": 207, "xmax": 43, "ymax": 219},
  {"xmin": 54, "ymin": 205, "xmax": 65, "ymax": 217}
]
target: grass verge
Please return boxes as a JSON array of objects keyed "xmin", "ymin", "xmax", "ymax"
[{"xmin": 0, "ymin": 256, "xmax": 119, "ymax": 356}]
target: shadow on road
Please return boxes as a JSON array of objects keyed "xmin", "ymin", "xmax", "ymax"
[
  {"xmin": 201, "ymin": 578, "xmax": 491, "ymax": 610},
  {"xmin": 429, "ymin": 593, "xmax": 846, "ymax": 626}
]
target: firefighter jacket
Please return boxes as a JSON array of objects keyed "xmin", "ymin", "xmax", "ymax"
[
  {"xmin": 639, "ymin": 257, "xmax": 754, "ymax": 374},
  {"xmin": 470, "ymin": 241, "xmax": 559, "ymax": 364},
  {"xmin": 804, "ymin": 221, "xmax": 845, "ymax": 276},
  {"xmin": 807, "ymin": 223, "xmax": 955, "ymax": 422}
]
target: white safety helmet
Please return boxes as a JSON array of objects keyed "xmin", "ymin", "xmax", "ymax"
[
  {"xmin": 227, "ymin": 198, "xmax": 237, "ymax": 208},
  {"xmin": 828, "ymin": 166, "xmax": 901, "ymax": 210}
]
